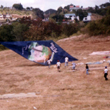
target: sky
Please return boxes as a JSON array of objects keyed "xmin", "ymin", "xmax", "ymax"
[{"xmin": 0, "ymin": 0, "xmax": 109, "ymax": 11}]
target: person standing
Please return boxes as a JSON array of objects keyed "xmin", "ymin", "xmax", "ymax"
[
  {"xmin": 56, "ymin": 60, "xmax": 61, "ymax": 72},
  {"xmin": 65, "ymin": 56, "xmax": 69, "ymax": 67},
  {"xmin": 104, "ymin": 66, "xmax": 108, "ymax": 80},
  {"xmin": 72, "ymin": 62, "xmax": 76, "ymax": 70},
  {"xmin": 86, "ymin": 64, "xmax": 89, "ymax": 75},
  {"xmin": 47, "ymin": 60, "xmax": 51, "ymax": 68}
]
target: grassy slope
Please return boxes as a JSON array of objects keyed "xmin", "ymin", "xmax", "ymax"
[
  {"xmin": 0, "ymin": 8, "xmax": 33, "ymax": 15},
  {"xmin": 0, "ymin": 35, "xmax": 110, "ymax": 110}
]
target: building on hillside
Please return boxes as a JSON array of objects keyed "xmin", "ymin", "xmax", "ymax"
[
  {"xmin": 83, "ymin": 13, "xmax": 92, "ymax": 23},
  {"xmin": 0, "ymin": 14, "xmax": 4, "ymax": 20},
  {"xmin": 83, "ymin": 13, "xmax": 103, "ymax": 23},
  {"xmin": 5, "ymin": 14, "xmax": 12, "ymax": 19},
  {"xmin": 64, "ymin": 13, "xmax": 79, "ymax": 22},
  {"xmin": 0, "ymin": 14, "xmax": 12, "ymax": 20},
  {"xmin": 69, "ymin": 5, "xmax": 81, "ymax": 12}
]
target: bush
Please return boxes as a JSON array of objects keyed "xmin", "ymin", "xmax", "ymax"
[
  {"xmin": 61, "ymin": 23, "xmax": 79, "ymax": 37},
  {"xmin": 0, "ymin": 24, "xmax": 14, "ymax": 41},
  {"xmin": 0, "ymin": 45, "xmax": 7, "ymax": 51},
  {"xmin": 83, "ymin": 15, "xmax": 110, "ymax": 36}
]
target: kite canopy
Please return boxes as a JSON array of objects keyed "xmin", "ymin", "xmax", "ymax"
[{"xmin": 0, "ymin": 40, "xmax": 78, "ymax": 65}]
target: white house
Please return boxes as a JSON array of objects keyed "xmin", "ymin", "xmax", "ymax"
[
  {"xmin": 0, "ymin": 14, "xmax": 4, "ymax": 20},
  {"xmin": 83, "ymin": 13, "xmax": 92, "ymax": 22},
  {"xmin": 64, "ymin": 13, "xmax": 79, "ymax": 21},
  {"xmin": 70, "ymin": 5, "xmax": 81, "ymax": 12}
]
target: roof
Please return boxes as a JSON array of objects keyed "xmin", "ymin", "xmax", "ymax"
[{"xmin": 64, "ymin": 13, "xmax": 76, "ymax": 16}]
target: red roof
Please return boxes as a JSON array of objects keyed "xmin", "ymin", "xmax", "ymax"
[
  {"xmin": 76, "ymin": 6, "xmax": 79, "ymax": 8},
  {"xmin": 70, "ymin": 6, "xmax": 74, "ymax": 8}
]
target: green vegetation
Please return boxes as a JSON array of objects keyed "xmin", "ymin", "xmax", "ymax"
[
  {"xmin": 12, "ymin": 3, "xmax": 23, "ymax": 10},
  {"xmin": 88, "ymin": 3, "xmax": 110, "ymax": 16},
  {"xmin": 82, "ymin": 8, "xmax": 110, "ymax": 36},
  {"xmin": 0, "ymin": 17, "xmax": 79, "ymax": 42},
  {"xmin": 0, "ymin": 2, "xmax": 110, "ymax": 46}
]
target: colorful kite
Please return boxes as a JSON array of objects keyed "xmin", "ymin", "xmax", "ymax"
[{"xmin": 0, "ymin": 40, "xmax": 78, "ymax": 65}]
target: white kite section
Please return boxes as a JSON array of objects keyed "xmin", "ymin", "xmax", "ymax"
[{"xmin": 89, "ymin": 51, "xmax": 110, "ymax": 55}]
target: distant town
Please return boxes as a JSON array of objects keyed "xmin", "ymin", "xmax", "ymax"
[{"xmin": 0, "ymin": 2, "xmax": 109, "ymax": 25}]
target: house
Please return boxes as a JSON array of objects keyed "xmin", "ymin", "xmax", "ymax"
[
  {"xmin": 0, "ymin": 14, "xmax": 4, "ymax": 20},
  {"xmin": 0, "ymin": 14, "xmax": 12, "ymax": 20},
  {"xmin": 69, "ymin": 5, "xmax": 81, "ymax": 12},
  {"xmin": 83, "ymin": 13, "xmax": 103, "ymax": 23},
  {"xmin": 64, "ymin": 13, "xmax": 79, "ymax": 21},
  {"xmin": 83, "ymin": 13, "xmax": 92, "ymax": 23},
  {"xmin": 6, "ymin": 14, "xmax": 12, "ymax": 19}
]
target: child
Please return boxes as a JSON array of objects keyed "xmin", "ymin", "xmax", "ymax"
[
  {"xmin": 104, "ymin": 66, "xmax": 108, "ymax": 80},
  {"xmin": 72, "ymin": 62, "xmax": 76, "ymax": 70},
  {"xmin": 65, "ymin": 56, "xmax": 69, "ymax": 67},
  {"xmin": 47, "ymin": 60, "xmax": 51, "ymax": 68},
  {"xmin": 56, "ymin": 60, "xmax": 61, "ymax": 72},
  {"xmin": 86, "ymin": 64, "xmax": 89, "ymax": 75}
]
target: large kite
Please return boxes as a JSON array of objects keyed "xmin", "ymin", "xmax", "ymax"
[{"xmin": 0, "ymin": 40, "xmax": 78, "ymax": 65}]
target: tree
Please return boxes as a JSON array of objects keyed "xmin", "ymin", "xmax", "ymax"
[
  {"xmin": 26, "ymin": 7, "xmax": 31, "ymax": 10},
  {"xmin": 95, "ymin": 5, "xmax": 99, "ymax": 12},
  {"xmin": 26, "ymin": 7, "xmax": 33, "ymax": 10},
  {"xmin": 64, "ymin": 5, "xmax": 70, "ymax": 11},
  {"xmin": 0, "ymin": 24, "xmax": 14, "ymax": 41},
  {"xmin": 100, "ymin": 2, "xmax": 110, "ymax": 8},
  {"xmin": 12, "ymin": 22, "xmax": 28, "ymax": 41},
  {"xmin": 57, "ymin": 7, "xmax": 63, "ymax": 14},
  {"xmin": 87, "ymin": 7, "xmax": 95, "ymax": 13},
  {"xmin": 76, "ymin": 9, "xmax": 87, "ymax": 21},
  {"xmin": 61, "ymin": 23, "xmax": 79, "ymax": 36},
  {"xmin": 106, "ymin": 7, "xmax": 110, "ymax": 15},
  {"xmin": 32, "ymin": 8, "xmax": 44, "ymax": 19},
  {"xmin": 12, "ymin": 3, "xmax": 23, "ymax": 10},
  {"xmin": 0, "ymin": 5, "xmax": 3, "ymax": 9},
  {"xmin": 51, "ymin": 14, "xmax": 64, "ymax": 22}
]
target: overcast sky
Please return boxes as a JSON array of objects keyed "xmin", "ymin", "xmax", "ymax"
[{"xmin": 0, "ymin": 0, "xmax": 109, "ymax": 11}]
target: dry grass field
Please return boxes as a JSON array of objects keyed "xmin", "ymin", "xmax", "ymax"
[{"xmin": 0, "ymin": 34, "xmax": 110, "ymax": 110}]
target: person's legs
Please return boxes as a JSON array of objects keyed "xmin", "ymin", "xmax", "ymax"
[
  {"xmin": 58, "ymin": 67, "xmax": 60, "ymax": 72},
  {"xmin": 65, "ymin": 62, "xmax": 68, "ymax": 66},
  {"xmin": 65, "ymin": 62, "xmax": 66, "ymax": 66},
  {"xmin": 57, "ymin": 66, "xmax": 60, "ymax": 72},
  {"xmin": 104, "ymin": 73, "xmax": 108, "ymax": 80},
  {"xmin": 67, "ymin": 62, "xmax": 68, "ymax": 66},
  {"xmin": 48, "ymin": 64, "xmax": 50, "ymax": 68},
  {"xmin": 86, "ymin": 69, "xmax": 89, "ymax": 74},
  {"xmin": 72, "ymin": 66, "xmax": 75, "ymax": 70}
]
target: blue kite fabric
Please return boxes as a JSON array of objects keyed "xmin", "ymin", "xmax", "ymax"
[{"xmin": 0, "ymin": 40, "xmax": 78, "ymax": 65}]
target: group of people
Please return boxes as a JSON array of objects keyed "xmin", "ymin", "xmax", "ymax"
[
  {"xmin": 56, "ymin": 57, "xmax": 76, "ymax": 72},
  {"xmin": 86, "ymin": 64, "xmax": 108, "ymax": 81},
  {"xmin": 47, "ymin": 57, "xmax": 109, "ymax": 81},
  {"xmin": 47, "ymin": 56, "xmax": 76, "ymax": 72}
]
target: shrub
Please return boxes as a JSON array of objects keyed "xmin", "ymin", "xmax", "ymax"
[
  {"xmin": 84, "ymin": 15, "xmax": 110, "ymax": 36},
  {"xmin": 61, "ymin": 23, "xmax": 79, "ymax": 37}
]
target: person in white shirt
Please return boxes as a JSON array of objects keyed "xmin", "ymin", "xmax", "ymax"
[
  {"xmin": 104, "ymin": 66, "xmax": 108, "ymax": 80},
  {"xmin": 65, "ymin": 56, "xmax": 69, "ymax": 67},
  {"xmin": 47, "ymin": 60, "xmax": 51, "ymax": 68},
  {"xmin": 56, "ymin": 60, "xmax": 61, "ymax": 72}
]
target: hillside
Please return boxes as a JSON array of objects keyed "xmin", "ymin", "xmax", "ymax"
[
  {"xmin": 44, "ymin": 9, "xmax": 56, "ymax": 15},
  {"xmin": 91, "ymin": 13, "xmax": 103, "ymax": 21},
  {"xmin": 0, "ymin": 34, "xmax": 110, "ymax": 110}
]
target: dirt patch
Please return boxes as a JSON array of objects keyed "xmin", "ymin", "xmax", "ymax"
[
  {"xmin": 89, "ymin": 51, "xmax": 110, "ymax": 55},
  {"xmin": 0, "ymin": 92, "xmax": 41, "ymax": 99}
]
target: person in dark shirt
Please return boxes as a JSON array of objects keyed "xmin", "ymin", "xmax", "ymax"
[{"xmin": 86, "ymin": 64, "xmax": 89, "ymax": 75}]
